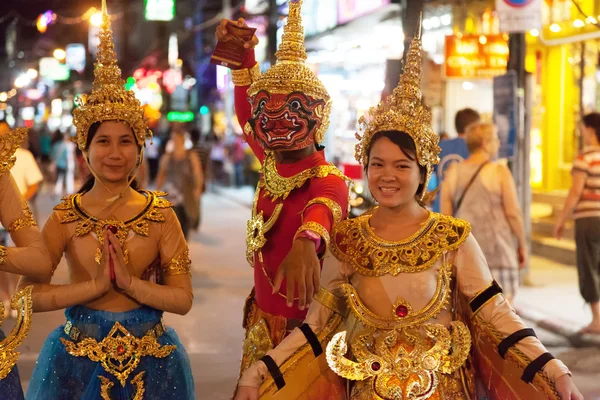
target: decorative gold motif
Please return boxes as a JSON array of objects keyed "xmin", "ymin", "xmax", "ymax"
[
  {"xmin": 341, "ymin": 262, "xmax": 452, "ymax": 330},
  {"xmin": 354, "ymin": 19, "xmax": 440, "ymax": 201},
  {"xmin": 7, "ymin": 200, "xmax": 37, "ymax": 232},
  {"xmin": 246, "ymin": 185, "xmax": 283, "ymax": 265},
  {"xmin": 241, "ymin": 318, "xmax": 274, "ymax": 372},
  {"xmin": 72, "ymin": 0, "xmax": 151, "ymax": 151},
  {"xmin": 231, "ymin": 68, "xmax": 252, "ymax": 87},
  {"xmin": 0, "ymin": 246, "xmax": 6, "ymax": 265},
  {"xmin": 0, "ymin": 286, "xmax": 33, "ymax": 380},
  {"xmin": 61, "ymin": 321, "xmax": 176, "ymax": 387},
  {"xmin": 391, "ymin": 296, "xmax": 413, "ymax": 321},
  {"xmin": 303, "ymin": 197, "xmax": 344, "ymax": 224},
  {"xmin": 331, "ymin": 212, "xmax": 471, "ymax": 276},
  {"xmin": 247, "ymin": 0, "xmax": 331, "ymax": 143},
  {"xmin": 326, "ymin": 321, "xmax": 470, "ymax": 400},
  {"xmin": 261, "ymin": 151, "xmax": 350, "ymax": 200},
  {"xmin": 164, "ymin": 249, "xmax": 191, "ymax": 276},
  {"xmin": 99, "ymin": 371, "xmax": 146, "ymax": 400},
  {"xmin": 55, "ymin": 190, "xmax": 171, "ymax": 265},
  {"xmin": 0, "ymin": 128, "xmax": 28, "ymax": 174},
  {"xmin": 294, "ymin": 221, "xmax": 331, "ymax": 254}
]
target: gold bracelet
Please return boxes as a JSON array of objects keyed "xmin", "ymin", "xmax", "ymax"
[
  {"xmin": 303, "ymin": 197, "xmax": 343, "ymax": 224},
  {"xmin": 231, "ymin": 69, "xmax": 252, "ymax": 87},
  {"xmin": 0, "ymin": 245, "xmax": 6, "ymax": 264},
  {"xmin": 294, "ymin": 222, "xmax": 331, "ymax": 253},
  {"xmin": 249, "ymin": 63, "xmax": 261, "ymax": 82}
]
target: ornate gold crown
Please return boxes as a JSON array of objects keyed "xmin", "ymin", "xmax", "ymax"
[
  {"xmin": 72, "ymin": 0, "xmax": 150, "ymax": 151},
  {"xmin": 0, "ymin": 128, "xmax": 28, "ymax": 174},
  {"xmin": 248, "ymin": 0, "xmax": 331, "ymax": 143},
  {"xmin": 354, "ymin": 23, "xmax": 440, "ymax": 173}
]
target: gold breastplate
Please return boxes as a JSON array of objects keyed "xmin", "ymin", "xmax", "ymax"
[{"xmin": 326, "ymin": 213, "xmax": 472, "ymax": 399}]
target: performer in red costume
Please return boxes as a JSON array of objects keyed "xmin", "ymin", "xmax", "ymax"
[{"xmin": 215, "ymin": 0, "xmax": 350, "ymax": 380}]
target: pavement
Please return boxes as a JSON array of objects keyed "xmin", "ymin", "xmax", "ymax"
[{"xmin": 3, "ymin": 186, "xmax": 599, "ymax": 399}]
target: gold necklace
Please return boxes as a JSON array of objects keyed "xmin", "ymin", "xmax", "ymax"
[{"xmin": 261, "ymin": 151, "xmax": 350, "ymax": 200}]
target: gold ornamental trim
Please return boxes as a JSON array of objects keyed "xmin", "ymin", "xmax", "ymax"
[
  {"xmin": 246, "ymin": 185, "xmax": 283, "ymax": 266},
  {"xmin": 0, "ymin": 128, "xmax": 28, "ymax": 175},
  {"xmin": 331, "ymin": 212, "xmax": 471, "ymax": 276},
  {"xmin": 7, "ymin": 200, "xmax": 37, "ymax": 232},
  {"xmin": 0, "ymin": 246, "xmax": 6, "ymax": 265},
  {"xmin": 241, "ymin": 318, "xmax": 274, "ymax": 373},
  {"xmin": 61, "ymin": 321, "xmax": 176, "ymax": 387},
  {"xmin": 341, "ymin": 260, "xmax": 452, "ymax": 330},
  {"xmin": 303, "ymin": 197, "xmax": 344, "ymax": 224},
  {"xmin": 294, "ymin": 221, "xmax": 331, "ymax": 257},
  {"xmin": 100, "ymin": 371, "xmax": 145, "ymax": 400},
  {"xmin": 314, "ymin": 287, "xmax": 347, "ymax": 317},
  {"xmin": 0, "ymin": 286, "xmax": 33, "ymax": 380},
  {"xmin": 260, "ymin": 151, "xmax": 350, "ymax": 200},
  {"xmin": 164, "ymin": 249, "xmax": 192, "ymax": 276},
  {"xmin": 231, "ymin": 63, "xmax": 261, "ymax": 87}
]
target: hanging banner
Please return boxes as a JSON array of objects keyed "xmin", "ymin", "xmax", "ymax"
[{"xmin": 496, "ymin": 0, "xmax": 542, "ymax": 32}]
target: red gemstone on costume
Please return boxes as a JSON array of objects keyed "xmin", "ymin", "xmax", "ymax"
[
  {"xmin": 395, "ymin": 305, "xmax": 408, "ymax": 318},
  {"xmin": 117, "ymin": 345, "xmax": 125, "ymax": 354},
  {"xmin": 371, "ymin": 362, "xmax": 381, "ymax": 371},
  {"xmin": 107, "ymin": 225, "xmax": 118, "ymax": 234}
]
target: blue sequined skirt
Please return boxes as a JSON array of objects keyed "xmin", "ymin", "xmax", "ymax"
[
  {"xmin": 26, "ymin": 305, "xmax": 194, "ymax": 400},
  {"xmin": 0, "ymin": 328, "xmax": 24, "ymax": 400}
]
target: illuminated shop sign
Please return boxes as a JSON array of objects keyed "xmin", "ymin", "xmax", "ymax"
[
  {"xmin": 337, "ymin": 0, "xmax": 390, "ymax": 24},
  {"xmin": 444, "ymin": 34, "xmax": 509, "ymax": 78}
]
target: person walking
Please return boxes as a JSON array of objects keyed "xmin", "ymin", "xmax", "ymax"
[
  {"xmin": 555, "ymin": 112, "xmax": 600, "ymax": 334},
  {"xmin": 52, "ymin": 132, "xmax": 76, "ymax": 198},
  {"xmin": 441, "ymin": 122, "xmax": 527, "ymax": 303}
]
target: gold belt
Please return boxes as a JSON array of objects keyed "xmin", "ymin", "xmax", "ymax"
[{"xmin": 63, "ymin": 319, "xmax": 166, "ymax": 342}]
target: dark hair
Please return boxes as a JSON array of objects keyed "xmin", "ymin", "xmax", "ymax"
[
  {"xmin": 365, "ymin": 130, "xmax": 427, "ymax": 199},
  {"xmin": 77, "ymin": 121, "xmax": 141, "ymax": 194},
  {"xmin": 455, "ymin": 108, "xmax": 480, "ymax": 135},
  {"xmin": 582, "ymin": 112, "xmax": 600, "ymax": 143}
]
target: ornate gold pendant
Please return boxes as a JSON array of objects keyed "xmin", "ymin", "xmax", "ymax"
[
  {"xmin": 61, "ymin": 321, "xmax": 176, "ymax": 387},
  {"xmin": 99, "ymin": 371, "xmax": 145, "ymax": 400},
  {"xmin": 0, "ymin": 286, "xmax": 33, "ymax": 380},
  {"xmin": 246, "ymin": 186, "xmax": 283, "ymax": 266}
]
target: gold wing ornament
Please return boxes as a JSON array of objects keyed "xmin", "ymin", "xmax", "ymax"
[
  {"xmin": 0, "ymin": 128, "xmax": 28, "ymax": 174},
  {"xmin": 0, "ymin": 286, "xmax": 33, "ymax": 379}
]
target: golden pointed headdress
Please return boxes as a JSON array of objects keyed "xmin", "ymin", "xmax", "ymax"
[
  {"xmin": 354, "ymin": 21, "xmax": 440, "ymax": 176},
  {"xmin": 0, "ymin": 127, "xmax": 28, "ymax": 174},
  {"xmin": 248, "ymin": 0, "xmax": 331, "ymax": 143},
  {"xmin": 72, "ymin": 0, "xmax": 150, "ymax": 151}
]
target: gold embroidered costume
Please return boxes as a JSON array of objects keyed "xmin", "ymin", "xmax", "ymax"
[{"xmin": 237, "ymin": 18, "xmax": 571, "ymax": 400}]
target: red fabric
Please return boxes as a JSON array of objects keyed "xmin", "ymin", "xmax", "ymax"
[
  {"xmin": 234, "ymin": 50, "xmax": 265, "ymax": 163},
  {"xmin": 253, "ymin": 151, "xmax": 349, "ymax": 320}
]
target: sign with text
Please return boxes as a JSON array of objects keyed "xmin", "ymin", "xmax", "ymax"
[
  {"xmin": 444, "ymin": 34, "xmax": 509, "ymax": 78},
  {"xmin": 496, "ymin": 0, "xmax": 542, "ymax": 32}
]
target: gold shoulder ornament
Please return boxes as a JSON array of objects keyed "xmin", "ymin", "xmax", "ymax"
[{"xmin": 331, "ymin": 212, "xmax": 471, "ymax": 276}]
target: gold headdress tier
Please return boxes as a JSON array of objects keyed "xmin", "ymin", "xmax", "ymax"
[
  {"xmin": 72, "ymin": 0, "xmax": 150, "ymax": 151},
  {"xmin": 248, "ymin": 0, "xmax": 328, "ymax": 101},
  {"xmin": 0, "ymin": 128, "xmax": 28, "ymax": 174},
  {"xmin": 354, "ymin": 22, "xmax": 440, "ymax": 174}
]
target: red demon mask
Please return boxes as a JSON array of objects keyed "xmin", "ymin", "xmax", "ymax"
[{"xmin": 248, "ymin": 91, "xmax": 326, "ymax": 151}]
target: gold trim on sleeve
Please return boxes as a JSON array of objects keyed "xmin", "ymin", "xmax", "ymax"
[
  {"xmin": 7, "ymin": 200, "xmax": 37, "ymax": 232},
  {"xmin": 0, "ymin": 246, "xmax": 6, "ymax": 265},
  {"xmin": 231, "ymin": 69, "xmax": 252, "ymax": 87},
  {"xmin": 294, "ymin": 221, "xmax": 331, "ymax": 254},
  {"xmin": 164, "ymin": 249, "xmax": 191, "ymax": 276},
  {"xmin": 303, "ymin": 197, "xmax": 343, "ymax": 224},
  {"xmin": 314, "ymin": 287, "xmax": 347, "ymax": 316}
]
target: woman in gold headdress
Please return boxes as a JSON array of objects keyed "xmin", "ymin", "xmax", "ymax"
[
  {"xmin": 0, "ymin": 124, "xmax": 52, "ymax": 400},
  {"xmin": 19, "ymin": 2, "xmax": 194, "ymax": 399},
  {"xmin": 234, "ymin": 26, "xmax": 582, "ymax": 400}
]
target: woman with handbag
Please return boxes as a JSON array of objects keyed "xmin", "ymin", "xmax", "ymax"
[{"xmin": 441, "ymin": 122, "xmax": 526, "ymax": 303}]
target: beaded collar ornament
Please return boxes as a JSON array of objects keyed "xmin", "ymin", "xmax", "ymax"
[
  {"xmin": 354, "ymin": 20, "xmax": 441, "ymax": 201},
  {"xmin": 72, "ymin": 0, "xmax": 151, "ymax": 151},
  {"xmin": 247, "ymin": 0, "xmax": 331, "ymax": 144}
]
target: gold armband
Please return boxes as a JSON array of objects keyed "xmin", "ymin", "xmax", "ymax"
[
  {"xmin": 294, "ymin": 222, "xmax": 330, "ymax": 257},
  {"xmin": 231, "ymin": 63, "xmax": 261, "ymax": 87},
  {"xmin": 0, "ymin": 246, "xmax": 6, "ymax": 264},
  {"xmin": 7, "ymin": 201, "xmax": 37, "ymax": 232},
  {"xmin": 303, "ymin": 197, "xmax": 343, "ymax": 224},
  {"xmin": 163, "ymin": 249, "xmax": 191, "ymax": 276}
]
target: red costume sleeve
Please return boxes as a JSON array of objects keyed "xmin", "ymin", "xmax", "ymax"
[
  {"xmin": 234, "ymin": 50, "xmax": 265, "ymax": 163},
  {"xmin": 301, "ymin": 176, "xmax": 349, "ymax": 251}
]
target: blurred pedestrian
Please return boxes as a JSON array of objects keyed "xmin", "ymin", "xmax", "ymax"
[
  {"xmin": 231, "ymin": 133, "xmax": 246, "ymax": 187},
  {"xmin": 51, "ymin": 132, "xmax": 76, "ymax": 198},
  {"xmin": 555, "ymin": 112, "xmax": 600, "ymax": 334},
  {"xmin": 145, "ymin": 136, "xmax": 162, "ymax": 185},
  {"xmin": 209, "ymin": 133, "xmax": 228, "ymax": 186},
  {"xmin": 155, "ymin": 129, "xmax": 204, "ymax": 239},
  {"xmin": 432, "ymin": 108, "xmax": 480, "ymax": 212},
  {"xmin": 441, "ymin": 122, "xmax": 526, "ymax": 303}
]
